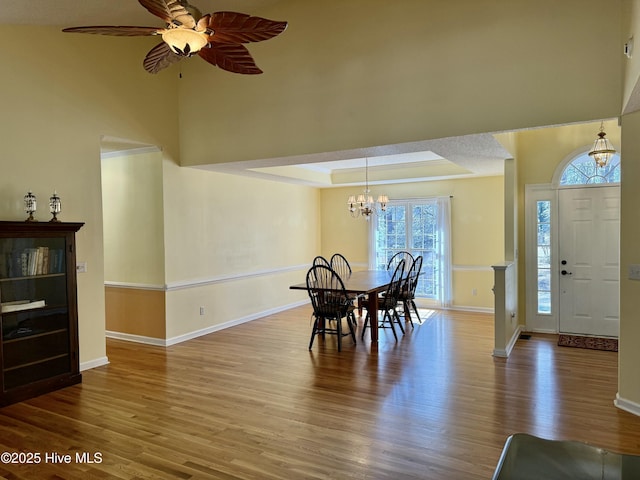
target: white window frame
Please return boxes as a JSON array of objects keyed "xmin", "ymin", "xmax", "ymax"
[
  {"xmin": 525, "ymin": 184, "xmax": 558, "ymax": 333},
  {"xmin": 368, "ymin": 197, "xmax": 451, "ymax": 307}
]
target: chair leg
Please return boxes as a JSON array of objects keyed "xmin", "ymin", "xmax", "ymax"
[
  {"xmin": 402, "ymin": 302, "xmax": 414, "ymax": 330},
  {"xmin": 309, "ymin": 317, "xmax": 319, "ymax": 350},
  {"xmin": 394, "ymin": 309, "xmax": 406, "ymax": 334},
  {"xmin": 411, "ymin": 300, "xmax": 422, "ymax": 323},
  {"xmin": 384, "ymin": 310, "xmax": 398, "ymax": 341},
  {"xmin": 348, "ymin": 312, "xmax": 357, "ymax": 344},
  {"xmin": 403, "ymin": 299, "xmax": 412, "ymax": 324},
  {"xmin": 336, "ymin": 316, "xmax": 342, "ymax": 352},
  {"xmin": 361, "ymin": 313, "xmax": 370, "ymax": 340}
]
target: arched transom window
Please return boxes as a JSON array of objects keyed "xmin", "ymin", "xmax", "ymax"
[{"xmin": 559, "ymin": 152, "xmax": 621, "ymax": 185}]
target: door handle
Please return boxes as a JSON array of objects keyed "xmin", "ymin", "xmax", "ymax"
[{"xmin": 561, "ymin": 270, "xmax": 572, "ymax": 276}]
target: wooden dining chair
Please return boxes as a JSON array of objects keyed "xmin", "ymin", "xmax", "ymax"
[
  {"xmin": 330, "ymin": 253, "xmax": 352, "ymax": 280},
  {"xmin": 306, "ymin": 264, "xmax": 357, "ymax": 352},
  {"xmin": 362, "ymin": 259, "xmax": 406, "ymax": 341},
  {"xmin": 330, "ymin": 253, "xmax": 362, "ymax": 306},
  {"xmin": 399, "ymin": 255, "xmax": 423, "ymax": 327},
  {"xmin": 387, "ymin": 251, "xmax": 414, "ymax": 272},
  {"xmin": 312, "ymin": 255, "xmax": 330, "ymax": 267}
]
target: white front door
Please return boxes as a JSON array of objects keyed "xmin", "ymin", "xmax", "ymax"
[{"xmin": 558, "ymin": 186, "xmax": 620, "ymax": 337}]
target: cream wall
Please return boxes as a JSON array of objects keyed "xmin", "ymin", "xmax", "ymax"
[
  {"xmin": 512, "ymin": 120, "xmax": 621, "ymax": 323},
  {"xmin": 622, "ymin": 0, "xmax": 640, "ymax": 113},
  {"xmin": 0, "ymin": 27, "xmax": 179, "ymax": 366},
  {"xmin": 177, "ymin": 0, "xmax": 622, "ymax": 167},
  {"xmin": 321, "ymin": 176, "xmax": 504, "ymax": 310},
  {"xmin": 101, "ymin": 151, "xmax": 320, "ymax": 342},
  {"xmin": 101, "ymin": 150, "xmax": 165, "ymax": 285},
  {"xmin": 161, "ymin": 161, "xmax": 320, "ymax": 339},
  {"xmin": 2, "ymin": 2, "xmax": 638, "ymax": 408},
  {"xmin": 619, "ymin": 111, "xmax": 640, "ymax": 410},
  {"xmin": 618, "ymin": 0, "xmax": 640, "ymax": 414}
]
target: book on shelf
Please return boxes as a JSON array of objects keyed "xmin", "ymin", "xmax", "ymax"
[
  {"xmin": 41, "ymin": 246, "xmax": 49, "ymax": 274},
  {"xmin": 5, "ymin": 247, "xmax": 64, "ymax": 277},
  {"xmin": 1, "ymin": 299, "xmax": 46, "ymax": 313}
]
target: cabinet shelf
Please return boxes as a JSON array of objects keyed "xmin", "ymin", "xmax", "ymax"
[
  {"xmin": 4, "ymin": 328, "xmax": 68, "ymax": 345},
  {"xmin": 3, "ymin": 353, "xmax": 69, "ymax": 373},
  {"xmin": 0, "ymin": 273, "xmax": 66, "ymax": 283},
  {"xmin": 1, "ymin": 303, "xmax": 68, "ymax": 316},
  {"xmin": 0, "ymin": 221, "xmax": 83, "ymax": 406}
]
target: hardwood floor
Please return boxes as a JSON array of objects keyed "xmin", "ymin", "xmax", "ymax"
[{"xmin": 1, "ymin": 306, "xmax": 640, "ymax": 479}]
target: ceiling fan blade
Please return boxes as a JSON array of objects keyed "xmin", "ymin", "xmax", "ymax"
[
  {"xmin": 138, "ymin": 0, "xmax": 196, "ymax": 28},
  {"xmin": 198, "ymin": 43, "xmax": 262, "ymax": 74},
  {"xmin": 143, "ymin": 42, "xmax": 184, "ymax": 73},
  {"xmin": 62, "ymin": 26, "xmax": 161, "ymax": 36},
  {"xmin": 206, "ymin": 12, "xmax": 287, "ymax": 44}
]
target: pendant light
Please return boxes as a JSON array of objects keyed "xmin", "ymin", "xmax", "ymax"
[{"xmin": 588, "ymin": 121, "xmax": 617, "ymax": 168}]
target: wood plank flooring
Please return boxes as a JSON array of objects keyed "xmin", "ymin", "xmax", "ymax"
[{"xmin": 1, "ymin": 306, "xmax": 640, "ymax": 479}]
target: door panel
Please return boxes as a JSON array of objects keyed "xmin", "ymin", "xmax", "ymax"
[{"xmin": 558, "ymin": 186, "xmax": 619, "ymax": 337}]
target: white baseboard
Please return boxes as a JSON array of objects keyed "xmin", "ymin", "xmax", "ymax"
[
  {"xmin": 413, "ymin": 299, "xmax": 494, "ymax": 314},
  {"xmin": 493, "ymin": 325, "xmax": 523, "ymax": 358},
  {"xmin": 106, "ymin": 299, "xmax": 310, "ymax": 347},
  {"xmin": 614, "ymin": 393, "xmax": 640, "ymax": 417},
  {"xmin": 526, "ymin": 328, "xmax": 558, "ymax": 334},
  {"xmin": 447, "ymin": 305, "xmax": 495, "ymax": 314},
  {"xmin": 106, "ymin": 331, "xmax": 167, "ymax": 346},
  {"xmin": 80, "ymin": 356, "xmax": 109, "ymax": 371}
]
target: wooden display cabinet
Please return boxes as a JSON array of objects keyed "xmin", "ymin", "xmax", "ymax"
[{"xmin": 0, "ymin": 221, "xmax": 83, "ymax": 406}]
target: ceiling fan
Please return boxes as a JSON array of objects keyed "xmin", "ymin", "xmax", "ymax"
[{"xmin": 62, "ymin": 0, "xmax": 287, "ymax": 75}]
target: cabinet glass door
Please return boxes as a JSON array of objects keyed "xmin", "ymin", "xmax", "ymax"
[{"xmin": 0, "ymin": 236, "xmax": 70, "ymax": 390}]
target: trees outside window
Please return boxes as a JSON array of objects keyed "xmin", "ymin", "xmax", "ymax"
[{"xmin": 372, "ymin": 197, "xmax": 451, "ymax": 306}]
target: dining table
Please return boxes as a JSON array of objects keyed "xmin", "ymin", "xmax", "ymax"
[{"xmin": 289, "ymin": 269, "xmax": 394, "ymax": 343}]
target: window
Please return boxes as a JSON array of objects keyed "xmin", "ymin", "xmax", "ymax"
[
  {"xmin": 559, "ymin": 152, "xmax": 620, "ymax": 185},
  {"xmin": 536, "ymin": 200, "xmax": 551, "ymax": 314},
  {"xmin": 372, "ymin": 197, "xmax": 451, "ymax": 306}
]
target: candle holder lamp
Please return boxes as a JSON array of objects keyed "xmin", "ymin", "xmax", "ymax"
[
  {"xmin": 24, "ymin": 191, "xmax": 37, "ymax": 222},
  {"xmin": 49, "ymin": 191, "xmax": 61, "ymax": 222}
]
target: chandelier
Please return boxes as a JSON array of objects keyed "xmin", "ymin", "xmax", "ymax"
[
  {"xmin": 347, "ymin": 158, "xmax": 388, "ymax": 220},
  {"xmin": 588, "ymin": 121, "xmax": 617, "ymax": 168}
]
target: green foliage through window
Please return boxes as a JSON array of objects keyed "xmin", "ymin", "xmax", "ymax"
[
  {"xmin": 536, "ymin": 200, "xmax": 551, "ymax": 314},
  {"xmin": 374, "ymin": 201, "xmax": 439, "ymax": 298},
  {"xmin": 560, "ymin": 153, "xmax": 620, "ymax": 185}
]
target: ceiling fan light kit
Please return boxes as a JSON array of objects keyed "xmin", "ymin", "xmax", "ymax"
[
  {"xmin": 63, "ymin": 0, "xmax": 287, "ymax": 74},
  {"xmin": 161, "ymin": 26, "xmax": 208, "ymax": 56}
]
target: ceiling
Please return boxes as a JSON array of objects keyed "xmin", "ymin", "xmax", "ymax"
[
  {"xmin": 193, "ymin": 133, "xmax": 513, "ymax": 187},
  {"xmin": 4, "ymin": 0, "xmax": 514, "ymax": 187},
  {"xmin": 0, "ymin": 0, "xmax": 283, "ymax": 27}
]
